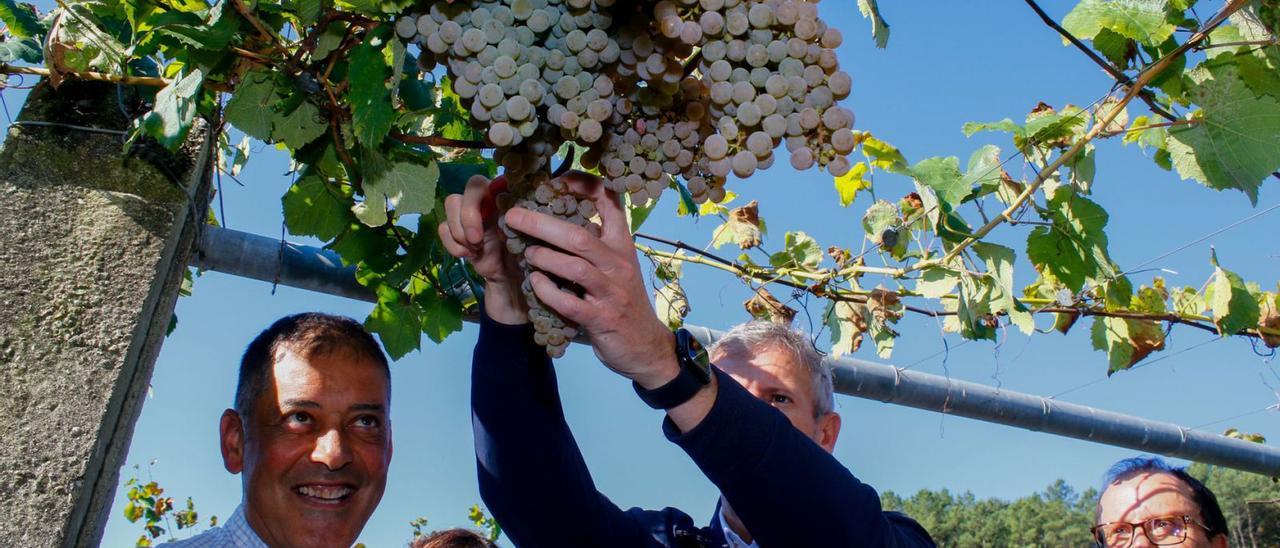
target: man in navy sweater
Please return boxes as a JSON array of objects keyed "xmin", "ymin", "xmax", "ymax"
[{"xmin": 439, "ymin": 172, "xmax": 934, "ymax": 548}]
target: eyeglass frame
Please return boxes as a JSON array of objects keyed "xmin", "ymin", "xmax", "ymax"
[{"xmin": 1090, "ymin": 514, "xmax": 1214, "ymax": 547}]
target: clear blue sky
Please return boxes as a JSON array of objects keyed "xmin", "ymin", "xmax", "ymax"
[{"xmin": 8, "ymin": 1, "xmax": 1278, "ymax": 546}]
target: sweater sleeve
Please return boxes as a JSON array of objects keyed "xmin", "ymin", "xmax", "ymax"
[
  {"xmin": 471, "ymin": 311, "xmax": 684, "ymax": 548},
  {"xmin": 663, "ymin": 368, "xmax": 936, "ymax": 548}
]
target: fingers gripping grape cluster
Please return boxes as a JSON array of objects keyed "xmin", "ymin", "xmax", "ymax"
[
  {"xmin": 495, "ymin": 179, "xmax": 599, "ymax": 358},
  {"xmin": 396, "ymin": 0, "xmax": 855, "ymax": 354}
]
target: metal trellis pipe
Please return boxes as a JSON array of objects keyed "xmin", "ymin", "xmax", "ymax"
[{"xmin": 192, "ymin": 225, "xmax": 1280, "ymax": 477}]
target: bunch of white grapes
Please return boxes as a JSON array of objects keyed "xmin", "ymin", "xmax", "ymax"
[{"xmin": 395, "ymin": 0, "xmax": 855, "ymax": 355}]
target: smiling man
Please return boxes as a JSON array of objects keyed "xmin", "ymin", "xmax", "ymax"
[
  {"xmin": 1093, "ymin": 457, "xmax": 1229, "ymax": 548},
  {"xmin": 442, "ymin": 172, "xmax": 934, "ymax": 547},
  {"xmin": 163, "ymin": 313, "xmax": 393, "ymax": 548}
]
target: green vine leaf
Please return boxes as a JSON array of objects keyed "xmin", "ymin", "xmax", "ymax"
[
  {"xmin": 0, "ymin": 0, "xmax": 43, "ymax": 39},
  {"xmin": 353, "ymin": 160, "xmax": 440, "ymax": 227},
  {"xmin": 413, "ymin": 280, "xmax": 465, "ymax": 344},
  {"xmin": 271, "ymin": 99, "xmax": 328, "ymax": 150},
  {"xmin": 0, "ymin": 35, "xmax": 41, "ymax": 63},
  {"xmin": 1061, "ymin": 0, "xmax": 1176, "ymax": 49},
  {"xmin": 136, "ymin": 68, "xmax": 204, "ymax": 151},
  {"xmin": 1210, "ymin": 253, "xmax": 1261, "ymax": 336},
  {"xmin": 973, "ymin": 242, "xmax": 1034, "ymax": 335},
  {"xmin": 768, "ymin": 231, "xmax": 822, "ymax": 270},
  {"xmin": 909, "ymin": 156, "xmax": 967, "ymax": 206},
  {"xmin": 349, "ymin": 33, "xmax": 396, "ymax": 147},
  {"xmin": 283, "ymin": 174, "xmax": 354, "ymax": 241},
  {"xmin": 1026, "ymin": 192, "xmax": 1115, "ymax": 292},
  {"xmin": 1167, "ymin": 65, "xmax": 1280, "ymax": 205},
  {"xmin": 224, "ymin": 70, "xmax": 280, "ymax": 141},
  {"xmin": 366, "ymin": 285, "xmax": 422, "ymax": 359}
]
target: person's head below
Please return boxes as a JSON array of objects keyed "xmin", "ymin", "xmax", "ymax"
[
  {"xmin": 409, "ymin": 528, "xmax": 497, "ymax": 548},
  {"xmin": 709, "ymin": 321, "xmax": 840, "ymax": 453},
  {"xmin": 1094, "ymin": 456, "xmax": 1229, "ymax": 548},
  {"xmin": 219, "ymin": 313, "xmax": 394, "ymax": 548}
]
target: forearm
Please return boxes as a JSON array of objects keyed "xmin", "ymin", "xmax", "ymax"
[
  {"xmin": 669, "ymin": 370, "xmax": 930, "ymax": 547},
  {"xmin": 470, "ymin": 312, "xmax": 651, "ymax": 548}
]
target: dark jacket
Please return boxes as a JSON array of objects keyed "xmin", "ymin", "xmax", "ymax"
[{"xmin": 471, "ymin": 313, "xmax": 936, "ymax": 548}]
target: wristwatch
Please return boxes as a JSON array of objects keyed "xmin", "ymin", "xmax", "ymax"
[{"xmin": 633, "ymin": 328, "xmax": 713, "ymax": 410}]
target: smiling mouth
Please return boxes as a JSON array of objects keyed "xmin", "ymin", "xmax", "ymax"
[{"xmin": 295, "ymin": 485, "xmax": 354, "ymax": 504}]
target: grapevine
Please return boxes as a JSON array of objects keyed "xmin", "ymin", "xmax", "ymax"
[{"xmin": 0, "ymin": 0, "xmax": 1277, "ymax": 373}]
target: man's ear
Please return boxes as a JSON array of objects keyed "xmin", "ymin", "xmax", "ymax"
[
  {"xmin": 1211, "ymin": 533, "xmax": 1228, "ymax": 548},
  {"xmin": 817, "ymin": 412, "xmax": 841, "ymax": 453},
  {"xmin": 220, "ymin": 409, "xmax": 245, "ymax": 474}
]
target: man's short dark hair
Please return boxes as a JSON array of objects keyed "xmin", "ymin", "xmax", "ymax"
[
  {"xmin": 235, "ymin": 313, "xmax": 390, "ymax": 415},
  {"xmin": 1098, "ymin": 456, "xmax": 1228, "ymax": 539},
  {"xmin": 409, "ymin": 529, "xmax": 495, "ymax": 548}
]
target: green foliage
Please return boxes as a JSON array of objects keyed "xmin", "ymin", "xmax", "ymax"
[
  {"xmin": 122, "ymin": 466, "xmax": 211, "ymax": 546},
  {"xmin": 880, "ymin": 479, "xmax": 1098, "ymax": 547},
  {"xmin": 9, "ymin": 0, "xmax": 1277, "ymax": 370}
]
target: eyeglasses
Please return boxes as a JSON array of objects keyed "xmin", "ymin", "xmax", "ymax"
[{"xmin": 1091, "ymin": 515, "xmax": 1212, "ymax": 547}]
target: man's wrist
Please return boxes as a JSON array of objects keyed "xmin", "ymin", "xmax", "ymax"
[
  {"xmin": 632, "ymin": 331, "xmax": 680, "ymax": 390},
  {"xmin": 482, "ymin": 284, "xmax": 528, "ymax": 325}
]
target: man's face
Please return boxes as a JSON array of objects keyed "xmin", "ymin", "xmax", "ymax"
[
  {"xmin": 711, "ymin": 344, "xmax": 840, "ymax": 452},
  {"xmin": 1096, "ymin": 472, "xmax": 1225, "ymax": 548},
  {"xmin": 220, "ymin": 347, "xmax": 393, "ymax": 548}
]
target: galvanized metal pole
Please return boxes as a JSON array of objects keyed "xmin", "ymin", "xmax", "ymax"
[{"xmin": 193, "ymin": 225, "xmax": 1280, "ymax": 476}]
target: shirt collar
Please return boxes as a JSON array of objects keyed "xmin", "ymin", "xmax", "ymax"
[
  {"xmin": 718, "ymin": 504, "xmax": 759, "ymax": 548},
  {"xmin": 225, "ymin": 504, "xmax": 271, "ymax": 548}
]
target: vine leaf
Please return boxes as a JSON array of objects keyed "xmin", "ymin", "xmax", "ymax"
[
  {"xmin": 283, "ymin": 174, "xmax": 354, "ymax": 241},
  {"xmin": 768, "ymin": 231, "xmax": 822, "ymax": 270},
  {"xmin": 915, "ymin": 266, "xmax": 959, "ymax": 299},
  {"xmin": 833, "ymin": 161, "xmax": 870, "ymax": 206},
  {"xmin": 353, "ymin": 160, "xmax": 440, "ymax": 226},
  {"xmin": 1209, "ymin": 252, "xmax": 1261, "ymax": 336},
  {"xmin": 824, "ymin": 300, "xmax": 864, "ymax": 357},
  {"xmin": 1261, "ymin": 292, "xmax": 1280, "ymax": 348},
  {"xmin": 973, "ymin": 242, "xmax": 1034, "ymax": 335},
  {"xmin": 413, "ymin": 280, "xmax": 464, "ymax": 344},
  {"xmin": 909, "ymin": 156, "xmax": 967, "ymax": 206},
  {"xmin": 855, "ymin": 0, "xmax": 890, "ymax": 48},
  {"xmin": 1091, "ymin": 315, "xmax": 1166, "ymax": 374},
  {"xmin": 349, "ymin": 33, "xmax": 396, "ymax": 147},
  {"xmin": 1026, "ymin": 192, "xmax": 1114, "ymax": 292},
  {"xmin": 1061, "ymin": 0, "xmax": 1176, "ymax": 49},
  {"xmin": 366, "ymin": 285, "xmax": 422, "ymax": 359},
  {"xmin": 710, "ymin": 200, "xmax": 763, "ymax": 249},
  {"xmin": 0, "ymin": 0, "xmax": 42, "ymax": 39},
  {"xmin": 137, "ymin": 69, "xmax": 204, "ymax": 151},
  {"xmin": 271, "ymin": 99, "xmax": 327, "ymax": 150},
  {"xmin": 1167, "ymin": 65, "xmax": 1280, "ymax": 205},
  {"xmin": 655, "ymin": 281, "xmax": 689, "ymax": 329},
  {"xmin": 0, "ymin": 36, "xmax": 41, "ymax": 63},
  {"xmin": 224, "ymin": 70, "xmax": 280, "ymax": 141}
]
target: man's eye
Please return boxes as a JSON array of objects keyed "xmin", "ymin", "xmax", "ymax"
[
  {"xmin": 771, "ymin": 394, "xmax": 792, "ymax": 404},
  {"xmin": 354, "ymin": 416, "xmax": 380, "ymax": 428},
  {"xmin": 288, "ymin": 412, "xmax": 311, "ymax": 424}
]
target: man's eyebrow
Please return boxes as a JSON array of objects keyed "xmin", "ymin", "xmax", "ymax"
[
  {"xmin": 349, "ymin": 403, "xmax": 386, "ymax": 413},
  {"xmin": 281, "ymin": 399, "xmax": 321, "ymax": 409}
]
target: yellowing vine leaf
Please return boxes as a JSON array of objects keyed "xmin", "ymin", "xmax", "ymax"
[
  {"xmin": 1091, "ymin": 316, "xmax": 1166, "ymax": 374},
  {"xmin": 1210, "ymin": 253, "xmax": 1261, "ymax": 336},
  {"xmin": 824, "ymin": 300, "xmax": 864, "ymax": 357},
  {"xmin": 834, "ymin": 161, "xmax": 870, "ymax": 207}
]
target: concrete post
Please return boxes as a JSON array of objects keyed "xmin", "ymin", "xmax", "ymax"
[{"xmin": 0, "ymin": 81, "xmax": 213, "ymax": 547}]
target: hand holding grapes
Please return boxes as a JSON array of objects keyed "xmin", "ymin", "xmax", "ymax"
[
  {"xmin": 503, "ymin": 171, "xmax": 680, "ymax": 390},
  {"xmin": 439, "ymin": 174, "xmax": 529, "ymax": 325}
]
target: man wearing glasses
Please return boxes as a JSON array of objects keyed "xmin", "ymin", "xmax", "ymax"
[{"xmin": 1093, "ymin": 456, "xmax": 1229, "ymax": 548}]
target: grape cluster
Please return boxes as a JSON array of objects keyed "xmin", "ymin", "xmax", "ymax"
[{"xmin": 396, "ymin": 0, "xmax": 855, "ymax": 354}]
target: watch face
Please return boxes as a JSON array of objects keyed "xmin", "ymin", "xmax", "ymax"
[{"xmin": 676, "ymin": 329, "xmax": 712, "ymax": 383}]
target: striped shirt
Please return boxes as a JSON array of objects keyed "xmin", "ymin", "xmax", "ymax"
[{"xmin": 159, "ymin": 504, "xmax": 268, "ymax": 548}]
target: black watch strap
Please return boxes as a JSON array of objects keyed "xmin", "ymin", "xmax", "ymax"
[{"xmin": 634, "ymin": 329, "xmax": 713, "ymax": 410}]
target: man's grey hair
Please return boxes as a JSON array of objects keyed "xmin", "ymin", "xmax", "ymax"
[{"xmin": 708, "ymin": 321, "xmax": 835, "ymax": 417}]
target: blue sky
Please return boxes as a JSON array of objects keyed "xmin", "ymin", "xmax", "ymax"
[{"xmin": 7, "ymin": 1, "xmax": 1279, "ymax": 546}]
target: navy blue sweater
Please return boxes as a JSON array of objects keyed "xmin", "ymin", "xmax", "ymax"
[{"xmin": 471, "ymin": 313, "xmax": 935, "ymax": 548}]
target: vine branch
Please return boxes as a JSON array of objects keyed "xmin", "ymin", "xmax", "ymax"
[
  {"xmin": 0, "ymin": 64, "xmax": 169, "ymax": 87},
  {"xmin": 1023, "ymin": 0, "xmax": 1180, "ymax": 122},
  {"xmin": 904, "ymin": 0, "xmax": 1248, "ymax": 278},
  {"xmin": 389, "ymin": 130, "xmax": 490, "ymax": 149}
]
